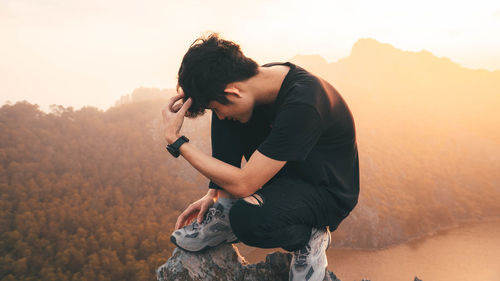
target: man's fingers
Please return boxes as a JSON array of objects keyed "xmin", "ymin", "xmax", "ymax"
[
  {"xmin": 178, "ymin": 213, "xmax": 197, "ymax": 230},
  {"xmin": 175, "ymin": 215, "xmax": 185, "ymax": 230},
  {"xmin": 175, "ymin": 205, "xmax": 196, "ymax": 229},
  {"xmin": 167, "ymin": 93, "xmax": 185, "ymax": 113},
  {"xmin": 176, "ymin": 215, "xmax": 191, "ymax": 230},
  {"xmin": 185, "ymin": 213, "xmax": 197, "ymax": 225},
  {"xmin": 197, "ymin": 205, "xmax": 208, "ymax": 224},
  {"xmin": 179, "ymin": 98, "xmax": 193, "ymax": 116},
  {"xmin": 163, "ymin": 95, "xmax": 190, "ymax": 118},
  {"xmin": 169, "ymin": 103, "xmax": 182, "ymax": 113}
]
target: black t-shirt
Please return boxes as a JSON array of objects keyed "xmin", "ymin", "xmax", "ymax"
[{"xmin": 209, "ymin": 62, "xmax": 360, "ymax": 227}]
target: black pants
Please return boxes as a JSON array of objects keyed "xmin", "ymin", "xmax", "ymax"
[
  {"xmin": 228, "ymin": 176, "xmax": 329, "ymax": 252},
  {"xmin": 209, "ymin": 110, "xmax": 333, "ymax": 252}
]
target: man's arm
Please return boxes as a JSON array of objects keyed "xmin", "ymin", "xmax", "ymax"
[
  {"xmin": 168, "ymin": 135, "xmax": 286, "ymax": 198},
  {"xmin": 162, "ymin": 94, "xmax": 321, "ymax": 198}
]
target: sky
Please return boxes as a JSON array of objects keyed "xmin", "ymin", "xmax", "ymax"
[{"xmin": 1, "ymin": 0, "xmax": 499, "ymax": 112}]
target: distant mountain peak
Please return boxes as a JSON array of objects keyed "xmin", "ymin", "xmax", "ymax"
[
  {"xmin": 349, "ymin": 38, "xmax": 459, "ymax": 68},
  {"xmin": 350, "ymin": 37, "xmax": 413, "ymax": 61},
  {"xmin": 289, "ymin": 38, "xmax": 459, "ymax": 73},
  {"xmin": 351, "ymin": 38, "xmax": 397, "ymax": 56}
]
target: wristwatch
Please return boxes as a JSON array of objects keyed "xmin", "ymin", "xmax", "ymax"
[{"xmin": 166, "ymin": 135, "xmax": 189, "ymax": 158}]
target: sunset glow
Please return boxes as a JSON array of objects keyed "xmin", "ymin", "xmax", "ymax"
[{"xmin": 1, "ymin": 0, "xmax": 499, "ymax": 111}]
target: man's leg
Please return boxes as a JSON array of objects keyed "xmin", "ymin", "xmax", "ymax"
[
  {"xmin": 228, "ymin": 176, "xmax": 328, "ymax": 252},
  {"xmin": 228, "ymin": 176, "xmax": 332, "ymax": 281},
  {"xmin": 171, "ymin": 108, "xmax": 289, "ymax": 251}
]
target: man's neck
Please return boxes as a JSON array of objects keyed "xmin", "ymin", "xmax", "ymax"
[{"xmin": 245, "ymin": 64, "xmax": 290, "ymax": 106}]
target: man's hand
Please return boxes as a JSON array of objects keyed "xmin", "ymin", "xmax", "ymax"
[
  {"xmin": 175, "ymin": 193, "xmax": 218, "ymax": 230},
  {"xmin": 162, "ymin": 92, "xmax": 193, "ymax": 144}
]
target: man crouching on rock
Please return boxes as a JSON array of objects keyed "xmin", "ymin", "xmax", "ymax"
[{"xmin": 160, "ymin": 31, "xmax": 360, "ymax": 281}]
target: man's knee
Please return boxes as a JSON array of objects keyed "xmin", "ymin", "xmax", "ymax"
[
  {"xmin": 229, "ymin": 199, "xmax": 257, "ymax": 230},
  {"xmin": 229, "ymin": 198, "xmax": 267, "ymax": 245},
  {"xmin": 229, "ymin": 193, "xmax": 265, "ymax": 233}
]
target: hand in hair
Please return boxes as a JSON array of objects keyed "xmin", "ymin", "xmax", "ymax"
[{"xmin": 161, "ymin": 92, "xmax": 192, "ymax": 144}]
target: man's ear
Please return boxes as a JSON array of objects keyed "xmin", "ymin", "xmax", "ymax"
[{"xmin": 224, "ymin": 84, "xmax": 242, "ymax": 98}]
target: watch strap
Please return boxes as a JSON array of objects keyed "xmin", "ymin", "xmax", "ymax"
[{"xmin": 166, "ymin": 135, "xmax": 189, "ymax": 158}]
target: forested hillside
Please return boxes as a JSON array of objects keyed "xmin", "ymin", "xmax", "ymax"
[{"xmin": 0, "ymin": 98, "xmax": 211, "ymax": 281}]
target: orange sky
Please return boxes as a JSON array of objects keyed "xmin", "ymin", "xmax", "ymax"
[{"xmin": 1, "ymin": 0, "xmax": 499, "ymax": 112}]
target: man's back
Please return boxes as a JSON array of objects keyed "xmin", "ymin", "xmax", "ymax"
[{"xmin": 210, "ymin": 61, "xmax": 359, "ymax": 231}]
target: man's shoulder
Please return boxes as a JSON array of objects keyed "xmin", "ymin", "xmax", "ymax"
[
  {"xmin": 278, "ymin": 70, "xmax": 351, "ymax": 131},
  {"xmin": 277, "ymin": 79, "xmax": 330, "ymax": 119}
]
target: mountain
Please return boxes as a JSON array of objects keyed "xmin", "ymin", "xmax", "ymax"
[
  {"xmin": 291, "ymin": 38, "xmax": 500, "ymax": 144},
  {"xmin": 290, "ymin": 38, "xmax": 500, "ymax": 247}
]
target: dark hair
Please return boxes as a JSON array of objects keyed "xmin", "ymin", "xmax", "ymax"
[{"xmin": 177, "ymin": 32, "xmax": 259, "ymax": 118}]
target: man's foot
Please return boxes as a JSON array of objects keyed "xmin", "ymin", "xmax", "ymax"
[
  {"xmin": 289, "ymin": 226, "xmax": 331, "ymax": 281},
  {"xmin": 170, "ymin": 200, "xmax": 239, "ymax": 252}
]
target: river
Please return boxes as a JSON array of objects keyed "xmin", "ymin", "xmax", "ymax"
[{"xmin": 236, "ymin": 220, "xmax": 500, "ymax": 281}]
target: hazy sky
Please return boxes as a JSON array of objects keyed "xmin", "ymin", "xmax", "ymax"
[{"xmin": 1, "ymin": 0, "xmax": 499, "ymax": 112}]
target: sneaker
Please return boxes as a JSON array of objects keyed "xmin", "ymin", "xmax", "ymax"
[
  {"xmin": 170, "ymin": 200, "xmax": 239, "ymax": 252},
  {"xmin": 289, "ymin": 226, "xmax": 331, "ymax": 281}
]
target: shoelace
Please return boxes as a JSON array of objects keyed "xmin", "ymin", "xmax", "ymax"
[
  {"xmin": 293, "ymin": 244, "xmax": 311, "ymax": 266},
  {"xmin": 191, "ymin": 207, "xmax": 222, "ymax": 231}
]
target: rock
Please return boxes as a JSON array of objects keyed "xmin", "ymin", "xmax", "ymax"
[{"xmin": 156, "ymin": 244, "xmax": 341, "ymax": 281}]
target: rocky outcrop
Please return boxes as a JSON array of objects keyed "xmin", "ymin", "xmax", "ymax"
[{"xmin": 156, "ymin": 244, "xmax": 340, "ymax": 281}]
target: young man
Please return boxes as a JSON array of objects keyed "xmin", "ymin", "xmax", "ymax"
[{"xmin": 161, "ymin": 32, "xmax": 359, "ymax": 281}]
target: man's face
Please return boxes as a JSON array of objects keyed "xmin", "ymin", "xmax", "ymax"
[{"xmin": 207, "ymin": 92, "xmax": 254, "ymax": 123}]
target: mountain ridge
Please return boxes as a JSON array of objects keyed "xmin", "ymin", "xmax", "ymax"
[{"xmin": 291, "ymin": 38, "xmax": 500, "ymax": 73}]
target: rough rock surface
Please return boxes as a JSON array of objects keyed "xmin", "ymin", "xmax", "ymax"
[{"xmin": 156, "ymin": 244, "xmax": 341, "ymax": 281}]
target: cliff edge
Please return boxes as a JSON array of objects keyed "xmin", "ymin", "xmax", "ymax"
[{"xmin": 156, "ymin": 244, "xmax": 340, "ymax": 281}]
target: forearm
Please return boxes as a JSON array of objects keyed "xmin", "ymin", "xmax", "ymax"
[{"xmin": 168, "ymin": 136, "xmax": 248, "ymax": 197}]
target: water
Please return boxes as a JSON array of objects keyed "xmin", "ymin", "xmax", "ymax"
[{"xmin": 236, "ymin": 220, "xmax": 500, "ymax": 281}]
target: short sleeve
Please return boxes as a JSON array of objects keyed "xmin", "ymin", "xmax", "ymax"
[{"xmin": 257, "ymin": 103, "xmax": 323, "ymax": 161}]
